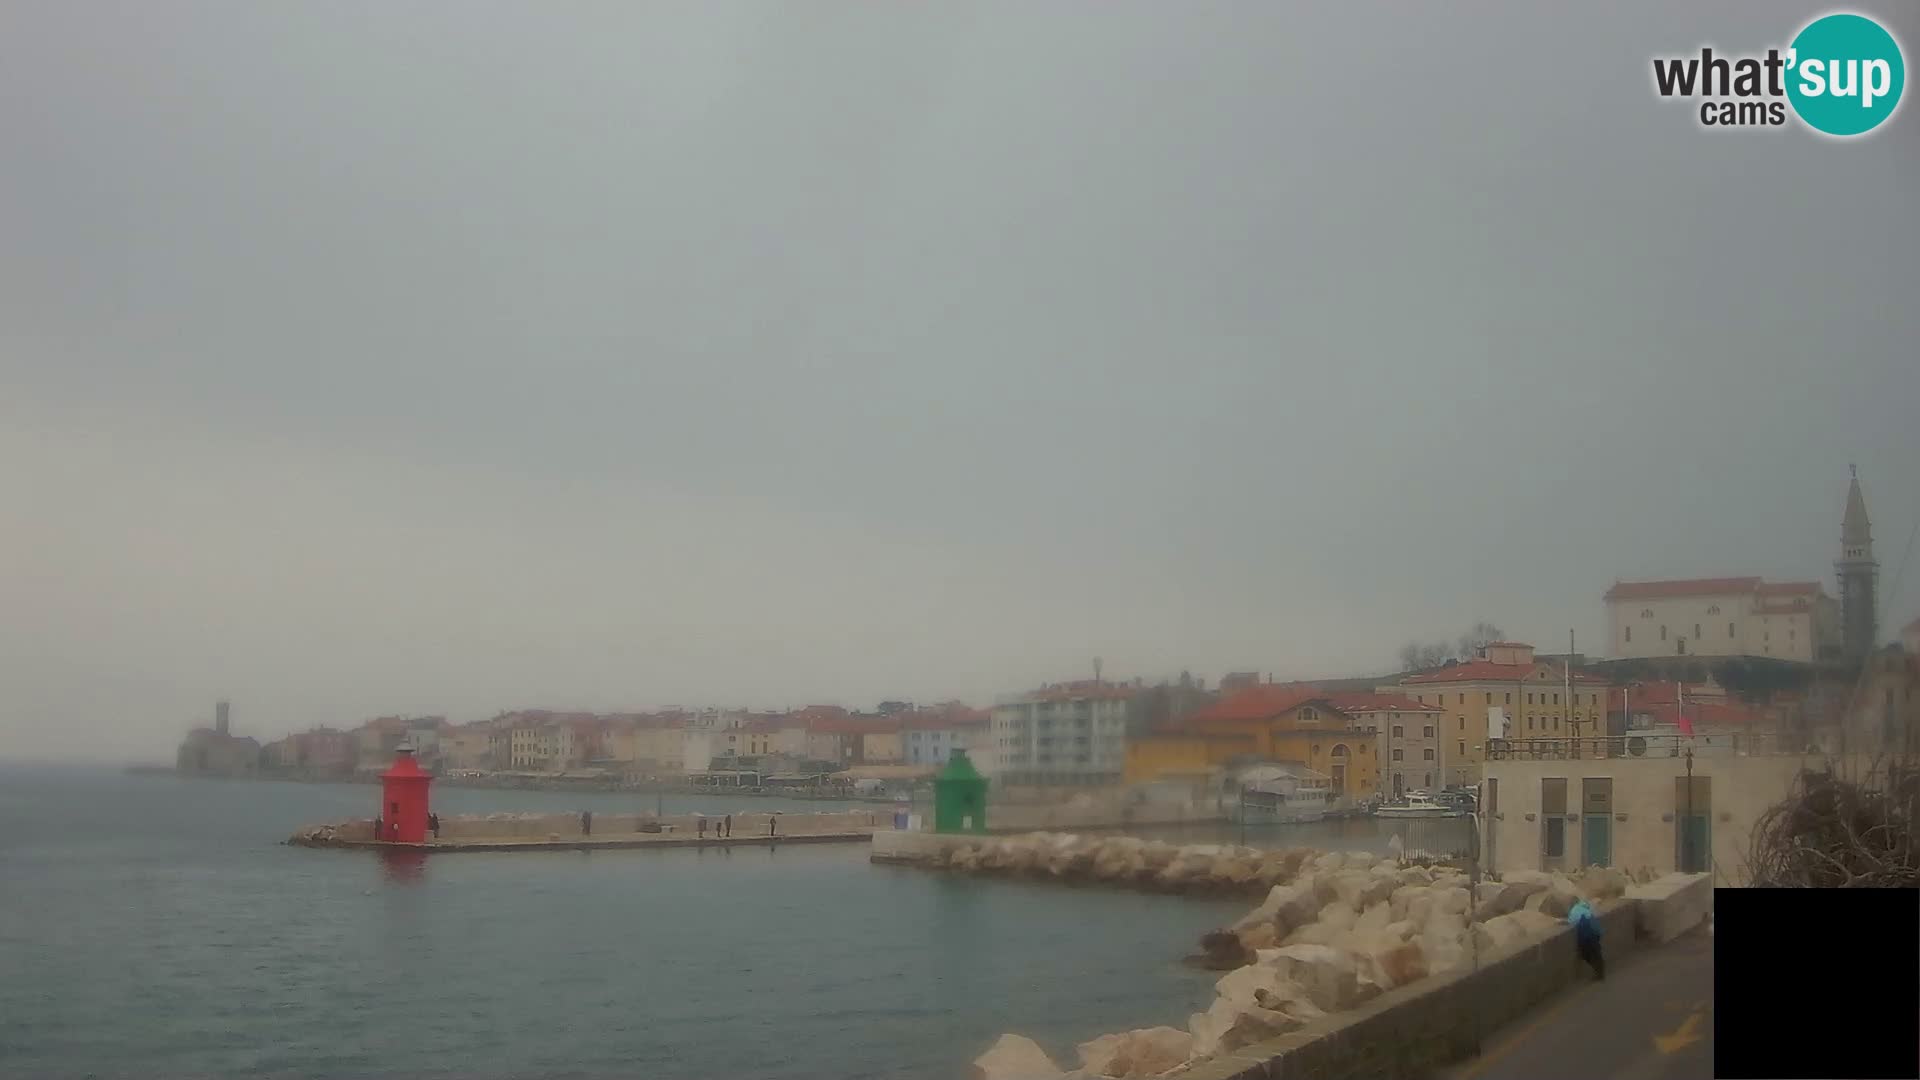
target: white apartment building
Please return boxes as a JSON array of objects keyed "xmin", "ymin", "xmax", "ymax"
[
  {"xmin": 1605, "ymin": 577, "xmax": 1838, "ymax": 662},
  {"xmin": 987, "ymin": 684, "xmax": 1131, "ymax": 786}
]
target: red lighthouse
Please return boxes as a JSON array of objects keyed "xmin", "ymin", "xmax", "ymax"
[{"xmin": 378, "ymin": 743, "xmax": 433, "ymax": 843}]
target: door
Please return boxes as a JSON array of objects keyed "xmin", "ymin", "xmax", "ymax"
[
  {"xmin": 1583, "ymin": 814, "xmax": 1611, "ymax": 868},
  {"xmin": 1540, "ymin": 777, "xmax": 1568, "ymax": 872},
  {"xmin": 1675, "ymin": 775, "xmax": 1711, "ymax": 873},
  {"xmin": 1582, "ymin": 777, "xmax": 1614, "ymax": 868}
]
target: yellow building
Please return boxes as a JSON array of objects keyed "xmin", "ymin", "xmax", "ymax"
[
  {"xmin": 1125, "ymin": 686, "xmax": 1381, "ymax": 798},
  {"xmin": 860, "ymin": 729, "xmax": 904, "ymax": 764},
  {"xmin": 1384, "ymin": 642, "xmax": 1611, "ymax": 788}
]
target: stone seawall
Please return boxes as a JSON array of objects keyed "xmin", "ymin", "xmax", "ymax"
[
  {"xmin": 945, "ymin": 831, "xmax": 1711, "ymax": 1079},
  {"xmin": 292, "ymin": 810, "xmax": 888, "ymax": 846}
]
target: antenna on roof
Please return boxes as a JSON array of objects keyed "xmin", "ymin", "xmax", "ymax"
[{"xmin": 1093, "ymin": 657, "xmax": 1103, "ymax": 686}]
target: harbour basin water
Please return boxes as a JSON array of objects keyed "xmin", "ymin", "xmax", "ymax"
[{"xmin": 1, "ymin": 767, "xmax": 1261, "ymax": 1080}]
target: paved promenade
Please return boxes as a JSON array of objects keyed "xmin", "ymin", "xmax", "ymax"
[
  {"xmin": 1437, "ymin": 925, "xmax": 1713, "ymax": 1080},
  {"xmin": 300, "ymin": 830, "xmax": 877, "ymax": 852}
]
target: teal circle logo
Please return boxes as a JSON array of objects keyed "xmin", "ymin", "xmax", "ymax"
[{"xmin": 1786, "ymin": 13, "xmax": 1905, "ymax": 136}]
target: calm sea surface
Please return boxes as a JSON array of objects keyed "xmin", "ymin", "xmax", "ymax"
[{"xmin": 0, "ymin": 766, "xmax": 1332, "ymax": 1080}]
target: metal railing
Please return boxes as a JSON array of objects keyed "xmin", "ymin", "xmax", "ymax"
[{"xmin": 1485, "ymin": 732, "xmax": 1813, "ymax": 761}]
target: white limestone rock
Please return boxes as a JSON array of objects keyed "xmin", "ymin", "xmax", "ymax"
[
  {"xmin": 1075, "ymin": 1026, "xmax": 1193, "ymax": 1079},
  {"xmin": 1352, "ymin": 901, "xmax": 1394, "ymax": 941},
  {"xmin": 973, "ymin": 1034, "xmax": 1066, "ymax": 1080},
  {"xmin": 1265, "ymin": 944, "xmax": 1371, "ymax": 1011}
]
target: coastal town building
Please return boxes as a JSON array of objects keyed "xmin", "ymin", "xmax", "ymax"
[
  {"xmin": 987, "ymin": 682, "xmax": 1133, "ymax": 786},
  {"xmin": 1321, "ymin": 691, "xmax": 1444, "ymax": 797},
  {"xmin": 176, "ymin": 700, "xmax": 262, "ymax": 776},
  {"xmin": 1382, "ymin": 642, "xmax": 1611, "ymax": 788},
  {"xmin": 902, "ymin": 705, "xmax": 989, "ymax": 766},
  {"xmin": 1605, "ymin": 577, "xmax": 1837, "ymax": 663},
  {"xmin": 1480, "ymin": 731, "xmax": 1821, "ymax": 883},
  {"xmin": 1124, "ymin": 685, "xmax": 1381, "ymax": 799}
]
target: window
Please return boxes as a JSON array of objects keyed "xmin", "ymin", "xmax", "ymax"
[
  {"xmin": 1789, "ymin": 628, "xmax": 1795, "ymax": 640},
  {"xmin": 1458, "ymin": 740, "xmax": 1466, "ymax": 756},
  {"xmin": 1553, "ymin": 717, "xmax": 1560, "ymax": 731},
  {"xmin": 1422, "ymin": 749, "xmax": 1434, "ymax": 760},
  {"xmin": 1331, "ymin": 744, "xmax": 1348, "ymax": 759},
  {"xmin": 1640, "ymin": 609, "xmax": 1653, "ymax": 618},
  {"xmin": 1528, "ymin": 717, "xmax": 1535, "ymax": 730},
  {"xmin": 1695, "ymin": 623, "xmax": 1702, "ymax": 639},
  {"xmin": 1393, "ymin": 749, "xmax": 1404, "ymax": 761},
  {"xmin": 1424, "ymin": 773, "xmax": 1432, "ymax": 787},
  {"xmin": 1422, "ymin": 725, "xmax": 1434, "ymax": 738},
  {"xmin": 1505, "ymin": 693, "xmax": 1512, "ymax": 705},
  {"xmin": 1527, "ymin": 693, "xmax": 1534, "ymax": 705},
  {"xmin": 1459, "ymin": 717, "xmax": 1465, "ymax": 731},
  {"xmin": 1729, "ymin": 622, "xmax": 1736, "ymax": 638},
  {"xmin": 1457, "ymin": 694, "xmax": 1465, "ymax": 705},
  {"xmin": 1392, "ymin": 725, "xmax": 1404, "ymax": 737},
  {"xmin": 1300, "ymin": 707, "xmax": 1316, "ymax": 721},
  {"xmin": 1661, "ymin": 625, "xmax": 1668, "ymax": 640},
  {"xmin": 1545, "ymin": 817, "xmax": 1566, "ymax": 858},
  {"xmin": 1707, "ymin": 605, "xmax": 1720, "ymax": 615},
  {"xmin": 1625, "ymin": 627, "xmax": 1632, "ymax": 643},
  {"xmin": 1553, "ymin": 694, "xmax": 1560, "ymax": 705},
  {"xmin": 1486, "ymin": 692, "xmax": 1495, "ymax": 704}
]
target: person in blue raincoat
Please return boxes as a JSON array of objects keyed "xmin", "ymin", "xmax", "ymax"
[{"xmin": 1568, "ymin": 898, "xmax": 1604, "ymax": 980}]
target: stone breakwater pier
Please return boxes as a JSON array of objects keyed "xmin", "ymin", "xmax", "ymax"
[
  {"xmin": 290, "ymin": 810, "xmax": 884, "ymax": 851},
  {"xmin": 872, "ymin": 833, "xmax": 1711, "ymax": 1080}
]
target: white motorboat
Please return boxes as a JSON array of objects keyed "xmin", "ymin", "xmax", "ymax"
[{"xmin": 1375, "ymin": 795, "xmax": 1464, "ymax": 819}]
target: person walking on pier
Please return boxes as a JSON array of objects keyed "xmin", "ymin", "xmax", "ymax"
[
  {"xmin": 581, "ymin": 810, "xmax": 592, "ymax": 837},
  {"xmin": 428, "ymin": 812, "xmax": 440, "ymax": 839},
  {"xmin": 723, "ymin": 814, "xmax": 732, "ymax": 838},
  {"xmin": 697, "ymin": 817, "xmax": 707, "ymax": 839},
  {"xmin": 373, "ymin": 815, "xmax": 383, "ymax": 842},
  {"xmin": 1568, "ymin": 898, "xmax": 1604, "ymax": 981}
]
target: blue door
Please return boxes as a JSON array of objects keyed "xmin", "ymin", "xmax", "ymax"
[{"xmin": 1583, "ymin": 814, "xmax": 1611, "ymax": 867}]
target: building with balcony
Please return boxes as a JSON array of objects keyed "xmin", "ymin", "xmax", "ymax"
[{"xmin": 988, "ymin": 682, "xmax": 1133, "ymax": 786}]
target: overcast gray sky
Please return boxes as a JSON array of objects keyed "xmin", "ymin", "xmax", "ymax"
[{"xmin": 4, "ymin": 1, "xmax": 1916, "ymax": 761}]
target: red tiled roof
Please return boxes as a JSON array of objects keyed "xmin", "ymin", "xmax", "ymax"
[
  {"xmin": 1757, "ymin": 581, "xmax": 1822, "ymax": 596},
  {"xmin": 1632, "ymin": 700, "xmax": 1766, "ymax": 736},
  {"xmin": 1188, "ymin": 685, "xmax": 1335, "ymax": 724},
  {"xmin": 1402, "ymin": 660, "xmax": 1610, "ymax": 686},
  {"xmin": 1324, "ymin": 691, "xmax": 1442, "ymax": 714},
  {"xmin": 1604, "ymin": 577, "xmax": 1762, "ymax": 600},
  {"xmin": 1483, "ymin": 642, "xmax": 1531, "ymax": 649}
]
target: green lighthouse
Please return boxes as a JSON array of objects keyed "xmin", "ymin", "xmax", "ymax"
[{"xmin": 933, "ymin": 750, "xmax": 989, "ymax": 834}]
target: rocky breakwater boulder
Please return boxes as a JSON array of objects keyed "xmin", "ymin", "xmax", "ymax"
[
  {"xmin": 933, "ymin": 833, "xmax": 1283, "ymax": 896},
  {"xmin": 968, "ymin": 848, "xmax": 1590, "ymax": 1079},
  {"xmin": 1075, "ymin": 1026, "xmax": 1195, "ymax": 1078},
  {"xmin": 972, "ymin": 1034, "xmax": 1065, "ymax": 1080}
]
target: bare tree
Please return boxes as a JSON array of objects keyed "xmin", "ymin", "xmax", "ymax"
[
  {"xmin": 1399, "ymin": 623, "xmax": 1505, "ymax": 672},
  {"xmin": 1457, "ymin": 621, "xmax": 1505, "ymax": 660}
]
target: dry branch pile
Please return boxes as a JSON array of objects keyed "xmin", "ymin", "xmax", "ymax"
[{"xmin": 1749, "ymin": 767, "xmax": 1918, "ymax": 888}]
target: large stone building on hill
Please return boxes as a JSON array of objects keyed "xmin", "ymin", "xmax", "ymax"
[{"xmin": 176, "ymin": 700, "xmax": 261, "ymax": 776}]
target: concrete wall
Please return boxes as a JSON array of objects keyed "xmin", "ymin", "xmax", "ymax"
[
  {"xmin": 430, "ymin": 810, "xmax": 889, "ymax": 840},
  {"xmin": 1483, "ymin": 751, "xmax": 1833, "ymax": 884},
  {"xmin": 1179, "ymin": 902, "xmax": 1643, "ymax": 1080}
]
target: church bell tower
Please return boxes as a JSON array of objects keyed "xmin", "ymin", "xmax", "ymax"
[{"xmin": 1837, "ymin": 465, "xmax": 1878, "ymax": 662}]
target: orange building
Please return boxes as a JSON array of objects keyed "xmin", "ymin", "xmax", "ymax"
[{"xmin": 1125, "ymin": 685, "xmax": 1381, "ymax": 797}]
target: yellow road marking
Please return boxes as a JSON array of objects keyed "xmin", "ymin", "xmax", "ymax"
[{"xmin": 1655, "ymin": 1012, "xmax": 1704, "ymax": 1054}]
